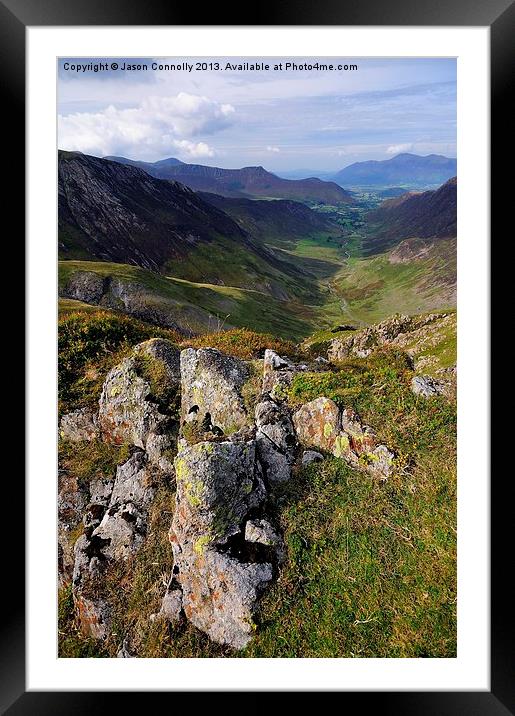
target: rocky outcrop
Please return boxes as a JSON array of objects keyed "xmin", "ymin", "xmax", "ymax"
[
  {"xmin": 293, "ymin": 398, "xmax": 394, "ymax": 479},
  {"xmin": 411, "ymin": 375, "xmax": 447, "ymax": 397},
  {"xmin": 292, "ymin": 397, "xmax": 340, "ymax": 453},
  {"xmin": 180, "ymin": 348, "xmax": 252, "ymax": 436},
  {"xmin": 60, "ymin": 270, "xmax": 190, "ymax": 332},
  {"xmin": 327, "ymin": 313, "xmax": 444, "ymax": 361},
  {"xmin": 169, "ymin": 439, "xmax": 274, "ymax": 649},
  {"xmin": 159, "ymin": 349, "xmax": 299, "ymax": 648},
  {"xmin": 58, "ymin": 470, "xmax": 89, "ymax": 587},
  {"xmin": 255, "ymin": 397, "xmax": 296, "ymax": 483},
  {"xmin": 72, "ymin": 449, "xmax": 158, "ymax": 638},
  {"xmin": 64, "ymin": 340, "xmax": 180, "ymax": 638},
  {"xmin": 99, "ymin": 339, "xmax": 180, "ymax": 470},
  {"xmin": 60, "ymin": 408, "xmax": 99, "ymax": 442},
  {"xmin": 60, "ymin": 340, "xmax": 399, "ymax": 650},
  {"xmin": 93, "ymin": 450, "xmax": 156, "ymax": 560}
]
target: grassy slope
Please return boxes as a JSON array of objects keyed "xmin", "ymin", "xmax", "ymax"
[
  {"xmin": 59, "ymin": 322, "xmax": 456, "ymax": 658},
  {"xmin": 59, "ymin": 261, "xmax": 313, "ymax": 341},
  {"xmin": 322, "ymin": 239, "xmax": 456, "ymax": 326}
]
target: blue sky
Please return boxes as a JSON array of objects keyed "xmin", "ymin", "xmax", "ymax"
[{"xmin": 58, "ymin": 57, "xmax": 456, "ymax": 171}]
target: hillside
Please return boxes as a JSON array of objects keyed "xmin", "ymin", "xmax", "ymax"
[
  {"xmin": 58, "ymin": 151, "xmax": 321, "ymax": 302},
  {"xmin": 362, "ymin": 177, "xmax": 457, "ymax": 255},
  {"xmin": 58, "ymin": 261, "xmax": 314, "ymax": 340},
  {"xmin": 106, "ymin": 155, "xmax": 352, "ymax": 204},
  {"xmin": 58, "ymin": 311, "xmax": 456, "ymax": 658},
  {"xmin": 333, "ymin": 153, "xmax": 457, "ymax": 188},
  {"xmin": 199, "ymin": 192, "xmax": 343, "ymax": 247}
]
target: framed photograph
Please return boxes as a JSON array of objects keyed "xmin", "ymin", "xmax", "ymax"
[{"xmin": 7, "ymin": 0, "xmax": 507, "ymax": 709}]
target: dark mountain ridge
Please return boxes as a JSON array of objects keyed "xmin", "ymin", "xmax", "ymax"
[
  {"xmin": 106, "ymin": 155, "xmax": 352, "ymax": 204},
  {"xmin": 363, "ymin": 176, "xmax": 457, "ymax": 254},
  {"xmin": 59, "ymin": 151, "xmax": 244, "ymax": 270},
  {"xmin": 199, "ymin": 192, "xmax": 341, "ymax": 245},
  {"xmin": 58, "ymin": 151, "xmax": 322, "ymax": 300}
]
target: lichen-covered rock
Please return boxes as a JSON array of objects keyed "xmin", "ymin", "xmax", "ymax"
[
  {"xmin": 255, "ymin": 398, "xmax": 296, "ymax": 483},
  {"xmin": 262, "ymin": 349, "xmax": 308, "ymax": 401},
  {"xmin": 134, "ymin": 338, "xmax": 181, "ymax": 384},
  {"xmin": 179, "ymin": 547, "xmax": 273, "ymax": 650},
  {"xmin": 58, "ymin": 470, "xmax": 89, "ymax": 587},
  {"xmin": 328, "ymin": 313, "xmax": 444, "ymax": 361},
  {"xmin": 180, "ymin": 348, "xmax": 252, "ymax": 436},
  {"xmin": 170, "ymin": 439, "xmax": 275, "ymax": 649},
  {"xmin": 302, "ymin": 450, "xmax": 324, "ymax": 466},
  {"xmin": 74, "ymin": 591, "xmax": 111, "ymax": 640},
  {"xmin": 292, "ymin": 397, "xmax": 341, "ymax": 453},
  {"xmin": 172, "ymin": 440, "xmax": 265, "ymax": 547},
  {"xmin": 245, "ymin": 519, "xmax": 281, "ymax": 548},
  {"xmin": 72, "ymin": 533, "xmax": 111, "ymax": 639},
  {"xmin": 293, "ymin": 397, "xmax": 394, "ymax": 479},
  {"xmin": 60, "ymin": 408, "xmax": 99, "ymax": 442},
  {"xmin": 92, "ymin": 450, "xmax": 156, "ymax": 561},
  {"xmin": 159, "ymin": 588, "xmax": 183, "ymax": 624},
  {"xmin": 98, "ymin": 339, "xmax": 179, "ymax": 466},
  {"xmin": 340, "ymin": 408, "xmax": 376, "ymax": 455},
  {"xmin": 72, "ymin": 451, "xmax": 157, "ymax": 637},
  {"xmin": 61, "ymin": 270, "xmax": 106, "ymax": 305},
  {"xmin": 363, "ymin": 444, "xmax": 395, "ymax": 480},
  {"xmin": 411, "ymin": 375, "xmax": 447, "ymax": 397}
]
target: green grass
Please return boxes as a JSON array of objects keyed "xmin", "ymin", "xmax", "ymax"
[
  {"xmin": 58, "ymin": 439, "xmax": 130, "ymax": 488},
  {"xmin": 242, "ymin": 349, "xmax": 456, "ymax": 657},
  {"xmin": 58, "ymin": 346, "xmax": 456, "ymax": 658},
  {"xmin": 163, "ymin": 235, "xmax": 322, "ymax": 305},
  {"xmin": 399, "ymin": 313, "xmax": 457, "ymax": 374},
  {"xmin": 245, "ymin": 451, "xmax": 455, "ymax": 657},
  {"xmin": 59, "ymin": 260, "xmax": 314, "ymax": 341},
  {"xmin": 329, "ymin": 239, "xmax": 456, "ymax": 325},
  {"xmin": 58, "ymin": 309, "xmax": 180, "ymax": 414}
]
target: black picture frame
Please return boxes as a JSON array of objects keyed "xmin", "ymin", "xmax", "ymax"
[{"xmin": 7, "ymin": 0, "xmax": 507, "ymax": 711}]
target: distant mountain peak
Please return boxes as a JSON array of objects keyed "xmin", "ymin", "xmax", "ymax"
[{"xmin": 333, "ymin": 153, "xmax": 457, "ymax": 189}]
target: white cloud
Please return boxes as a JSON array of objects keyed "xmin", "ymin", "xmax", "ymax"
[
  {"xmin": 386, "ymin": 142, "xmax": 413, "ymax": 155},
  {"xmin": 266, "ymin": 145, "xmax": 280, "ymax": 153},
  {"xmin": 58, "ymin": 92, "xmax": 234, "ymax": 159},
  {"xmin": 172, "ymin": 139, "xmax": 214, "ymax": 158}
]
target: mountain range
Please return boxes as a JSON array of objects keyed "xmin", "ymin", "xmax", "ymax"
[
  {"xmin": 106, "ymin": 155, "xmax": 352, "ymax": 204},
  {"xmin": 58, "ymin": 151, "xmax": 340, "ymax": 303},
  {"xmin": 332, "ymin": 153, "xmax": 457, "ymax": 188},
  {"xmin": 58, "ymin": 149, "xmax": 457, "ymax": 334}
]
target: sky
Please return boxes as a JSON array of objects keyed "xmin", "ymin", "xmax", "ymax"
[{"xmin": 57, "ymin": 57, "xmax": 456, "ymax": 172}]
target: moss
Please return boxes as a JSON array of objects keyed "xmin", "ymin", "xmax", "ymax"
[
  {"xmin": 133, "ymin": 353, "xmax": 180, "ymax": 415},
  {"xmin": 241, "ymin": 360, "xmax": 263, "ymax": 415},
  {"xmin": 323, "ymin": 422, "xmax": 334, "ymax": 439},
  {"xmin": 332, "ymin": 434, "xmax": 350, "ymax": 458},
  {"xmin": 194, "ymin": 535, "xmax": 211, "ymax": 556}
]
